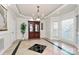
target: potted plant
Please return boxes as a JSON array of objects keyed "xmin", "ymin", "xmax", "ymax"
[{"xmin": 21, "ymin": 23, "xmax": 26, "ymax": 40}]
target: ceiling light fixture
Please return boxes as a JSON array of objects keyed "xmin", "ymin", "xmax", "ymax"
[{"xmin": 36, "ymin": 6, "xmax": 40, "ymax": 21}]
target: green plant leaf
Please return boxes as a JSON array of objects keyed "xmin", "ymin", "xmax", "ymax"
[{"xmin": 21, "ymin": 23, "xmax": 26, "ymax": 35}]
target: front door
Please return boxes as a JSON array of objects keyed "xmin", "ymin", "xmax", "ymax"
[{"xmin": 28, "ymin": 21, "xmax": 40, "ymax": 39}]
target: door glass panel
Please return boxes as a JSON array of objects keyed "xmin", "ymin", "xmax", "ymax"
[
  {"xmin": 30, "ymin": 24, "xmax": 33, "ymax": 32},
  {"xmin": 35, "ymin": 24, "xmax": 39, "ymax": 32}
]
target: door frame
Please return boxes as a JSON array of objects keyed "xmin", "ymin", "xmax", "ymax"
[{"xmin": 28, "ymin": 21, "xmax": 40, "ymax": 39}]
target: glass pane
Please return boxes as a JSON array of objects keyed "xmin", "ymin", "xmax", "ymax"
[
  {"xmin": 62, "ymin": 19, "xmax": 74, "ymax": 41},
  {"xmin": 30, "ymin": 24, "xmax": 33, "ymax": 32},
  {"xmin": 53, "ymin": 22, "xmax": 58, "ymax": 37},
  {"xmin": 35, "ymin": 24, "xmax": 39, "ymax": 32},
  {"xmin": 53, "ymin": 22, "xmax": 58, "ymax": 30}
]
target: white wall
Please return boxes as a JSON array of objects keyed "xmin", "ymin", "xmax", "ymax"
[{"xmin": 0, "ymin": 6, "xmax": 17, "ymax": 54}]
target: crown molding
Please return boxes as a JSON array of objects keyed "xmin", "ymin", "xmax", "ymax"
[{"xmin": 43, "ymin": 4, "xmax": 68, "ymax": 19}]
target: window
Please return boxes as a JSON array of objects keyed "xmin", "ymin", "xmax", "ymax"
[
  {"xmin": 53, "ymin": 22, "xmax": 58, "ymax": 37},
  {"xmin": 53, "ymin": 22, "xmax": 58, "ymax": 30},
  {"xmin": 61, "ymin": 18, "xmax": 74, "ymax": 41}
]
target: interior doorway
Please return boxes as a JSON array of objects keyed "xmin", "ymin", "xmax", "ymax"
[{"xmin": 28, "ymin": 21, "xmax": 40, "ymax": 39}]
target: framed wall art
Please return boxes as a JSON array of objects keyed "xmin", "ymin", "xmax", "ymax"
[
  {"xmin": 0, "ymin": 5, "xmax": 7, "ymax": 31},
  {"xmin": 41, "ymin": 23, "xmax": 43, "ymax": 30}
]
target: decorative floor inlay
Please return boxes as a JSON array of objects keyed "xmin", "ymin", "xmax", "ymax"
[
  {"xmin": 12, "ymin": 40, "xmax": 22, "ymax": 55},
  {"xmin": 44, "ymin": 39, "xmax": 75, "ymax": 55},
  {"xmin": 29, "ymin": 44, "xmax": 46, "ymax": 53}
]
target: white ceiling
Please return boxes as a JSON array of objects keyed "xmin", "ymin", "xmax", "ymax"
[
  {"xmin": 16, "ymin": 4, "xmax": 62, "ymax": 18},
  {"xmin": 9, "ymin": 4, "xmax": 77, "ymax": 19}
]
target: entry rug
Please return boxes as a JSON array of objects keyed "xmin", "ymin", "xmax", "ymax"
[{"xmin": 29, "ymin": 44, "xmax": 47, "ymax": 53}]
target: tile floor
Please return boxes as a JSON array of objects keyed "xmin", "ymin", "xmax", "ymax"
[{"xmin": 3, "ymin": 39, "xmax": 79, "ymax": 55}]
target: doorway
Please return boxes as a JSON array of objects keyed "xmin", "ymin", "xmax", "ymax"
[{"xmin": 28, "ymin": 21, "xmax": 40, "ymax": 39}]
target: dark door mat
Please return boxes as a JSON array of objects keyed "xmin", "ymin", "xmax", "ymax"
[{"xmin": 29, "ymin": 44, "xmax": 46, "ymax": 53}]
